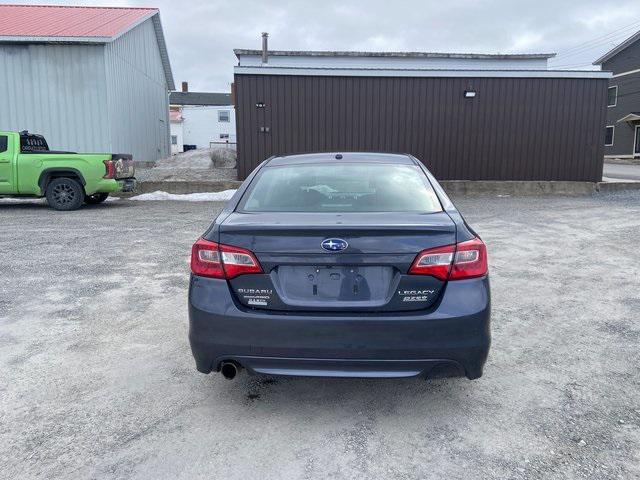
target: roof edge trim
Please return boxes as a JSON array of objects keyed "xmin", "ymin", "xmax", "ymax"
[
  {"xmin": 149, "ymin": 12, "xmax": 175, "ymax": 90},
  {"xmin": 617, "ymin": 113, "xmax": 640, "ymax": 123},
  {"xmin": 234, "ymin": 66, "xmax": 612, "ymax": 79},
  {"xmin": 234, "ymin": 49, "xmax": 557, "ymax": 60},
  {"xmin": 0, "ymin": 35, "xmax": 111, "ymax": 43},
  {"xmin": 593, "ymin": 30, "xmax": 640, "ymax": 65}
]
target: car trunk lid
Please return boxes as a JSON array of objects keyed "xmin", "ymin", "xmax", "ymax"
[{"xmin": 219, "ymin": 211, "xmax": 456, "ymax": 312}]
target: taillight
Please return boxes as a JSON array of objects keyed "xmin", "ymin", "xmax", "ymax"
[
  {"xmin": 408, "ymin": 244, "xmax": 455, "ymax": 280},
  {"xmin": 191, "ymin": 239, "xmax": 224, "ymax": 278},
  {"xmin": 191, "ymin": 239, "xmax": 262, "ymax": 279},
  {"xmin": 449, "ymin": 238, "xmax": 487, "ymax": 280},
  {"xmin": 218, "ymin": 243, "xmax": 263, "ymax": 278},
  {"xmin": 103, "ymin": 159, "xmax": 115, "ymax": 179},
  {"xmin": 409, "ymin": 237, "xmax": 487, "ymax": 280}
]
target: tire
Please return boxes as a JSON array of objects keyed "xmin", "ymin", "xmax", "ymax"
[
  {"xmin": 85, "ymin": 192, "xmax": 109, "ymax": 205},
  {"xmin": 45, "ymin": 177, "xmax": 85, "ymax": 211}
]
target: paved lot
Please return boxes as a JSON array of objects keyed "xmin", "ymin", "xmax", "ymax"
[
  {"xmin": 603, "ymin": 163, "xmax": 640, "ymax": 181},
  {"xmin": 1, "ymin": 192, "xmax": 639, "ymax": 480}
]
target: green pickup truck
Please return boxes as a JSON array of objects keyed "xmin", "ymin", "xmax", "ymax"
[{"xmin": 0, "ymin": 131, "xmax": 136, "ymax": 210}]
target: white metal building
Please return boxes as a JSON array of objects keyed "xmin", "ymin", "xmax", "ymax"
[
  {"xmin": 0, "ymin": 5, "xmax": 175, "ymax": 162},
  {"xmin": 169, "ymin": 87, "xmax": 236, "ymax": 152}
]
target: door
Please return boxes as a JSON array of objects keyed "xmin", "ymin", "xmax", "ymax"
[
  {"xmin": 634, "ymin": 126, "xmax": 640, "ymax": 157},
  {"xmin": 0, "ymin": 134, "xmax": 15, "ymax": 194}
]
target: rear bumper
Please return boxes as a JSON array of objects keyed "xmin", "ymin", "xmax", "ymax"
[
  {"xmin": 91, "ymin": 177, "xmax": 136, "ymax": 194},
  {"xmin": 188, "ymin": 275, "xmax": 491, "ymax": 379},
  {"xmin": 117, "ymin": 178, "xmax": 136, "ymax": 192},
  {"xmin": 210, "ymin": 356, "xmax": 467, "ymax": 379}
]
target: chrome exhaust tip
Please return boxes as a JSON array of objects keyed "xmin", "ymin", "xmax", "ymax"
[{"xmin": 220, "ymin": 361, "xmax": 240, "ymax": 380}]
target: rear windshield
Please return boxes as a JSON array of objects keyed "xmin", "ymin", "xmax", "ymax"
[{"xmin": 239, "ymin": 163, "xmax": 443, "ymax": 213}]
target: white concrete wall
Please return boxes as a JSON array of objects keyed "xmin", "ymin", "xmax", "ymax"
[
  {"xmin": 181, "ymin": 105, "xmax": 236, "ymax": 149},
  {"xmin": 170, "ymin": 121, "xmax": 183, "ymax": 154},
  {"xmin": 238, "ymin": 53, "xmax": 549, "ymax": 70}
]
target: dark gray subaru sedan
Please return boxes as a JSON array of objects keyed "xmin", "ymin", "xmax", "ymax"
[{"xmin": 189, "ymin": 153, "xmax": 490, "ymax": 380}]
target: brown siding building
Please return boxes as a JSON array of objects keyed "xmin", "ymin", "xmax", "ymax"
[{"xmin": 234, "ymin": 49, "xmax": 611, "ymax": 182}]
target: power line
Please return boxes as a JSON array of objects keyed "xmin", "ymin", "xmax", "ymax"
[
  {"xmin": 552, "ymin": 21, "xmax": 640, "ymax": 64},
  {"xmin": 556, "ymin": 52, "xmax": 640, "ymax": 70},
  {"xmin": 555, "ymin": 19, "xmax": 640, "ymax": 58},
  {"xmin": 564, "ymin": 19, "xmax": 640, "ymax": 52},
  {"xmin": 553, "ymin": 37, "xmax": 625, "ymax": 63}
]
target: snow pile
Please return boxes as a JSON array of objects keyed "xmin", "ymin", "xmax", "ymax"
[
  {"xmin": 155, "ymin": 147, "xmax": 236, "ymax": 170},
  {"xmin": 137, "ymin": 148, "xmax": 238, "ymax": 182},
  {"xmin": 155, "ymin": 148, "xmax": 216, "ymax": 169},
  {"xmin": 129, "ymin": 190, "xmax": 237, "ymax": 202},
  {"xmin": 209, "ymin": 148, "xmax": 236, "ymax": 168}
]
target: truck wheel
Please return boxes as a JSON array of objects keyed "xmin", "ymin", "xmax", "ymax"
[
  {"xmin": 45, "ymin": 177, "xmax": 85, "ymax": 211},
  {"xmin": 85, "ymin": 192, "xmax": 109, "ymax": 205}
]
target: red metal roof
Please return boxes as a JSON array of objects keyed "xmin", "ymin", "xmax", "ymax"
[{"xmin": 0, "ymin": 4, "xmax": 157, "ymax": 39}]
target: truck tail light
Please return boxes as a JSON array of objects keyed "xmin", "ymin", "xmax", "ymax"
[
  {"xmin": 409, "ymin": 237, "xmax": 487, "ymax": 280},
  {"xmin": 104, "ymin": 157, "xmax": 134, "ymax": 179},
  {"xmin": 103, "ymin": 159, "xmax": 115, "ymax": 179},
  {"xmin": 191, "ymin": 239, "xmax": 262, "ymax": 279}
]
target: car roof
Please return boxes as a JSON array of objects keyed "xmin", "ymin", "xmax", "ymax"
[{"xmin": 266, "ymin": 152, "xmax": 416, "ymax": 167}]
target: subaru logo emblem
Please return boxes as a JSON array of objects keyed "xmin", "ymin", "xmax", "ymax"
[{"xmin": 321, "ymin": 238, "xmax": 348, "ymax": 252}]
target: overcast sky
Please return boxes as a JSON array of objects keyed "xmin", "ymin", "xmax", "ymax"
[{"xmin": 7, "ymin": 0, "xmax": 640, "ymax": 91}]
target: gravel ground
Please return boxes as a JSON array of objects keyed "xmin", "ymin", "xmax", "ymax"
[{"xmin": 1, "ymin": 192, "xmax": 639, "ymax": 480}]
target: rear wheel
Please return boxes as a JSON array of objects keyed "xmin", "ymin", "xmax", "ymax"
[
  {"xmin": 85, "ymin": 192, "xmax": 109, "ymax": 205},
  {"xmin": 45, "ymin": 177, "xmax": 85, "ymax": 211}
]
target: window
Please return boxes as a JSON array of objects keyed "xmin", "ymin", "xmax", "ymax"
[
  {"xmin": 607, "ymin": 86, "xmax": 618, "ymax": 107},
  {"xmin": 218, "ymin": 110, "xmax": 230, "ymax": 122},
  {"xmin": 0, "ymin": 135, "xmax": 7, "ymax": 153},
  {"xmin": 219, "ymin": 133, "xmax": 229, "ymax": 140},
  {"xmin": 171, "ymin": 135, "xmax": 178, "ymax": 145},
  {"xmin": 239, "ymin": 163, "xmax": 443, "ymax": 213},
  {"xmin": 605, "ymin": 126, "xmax": 614, "ymax": 146}
]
